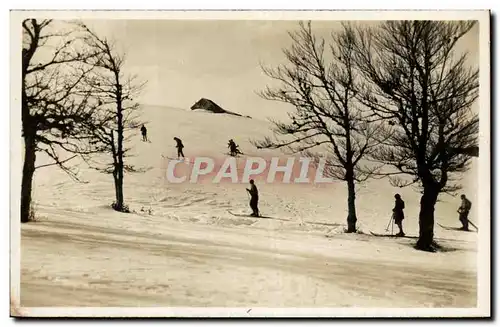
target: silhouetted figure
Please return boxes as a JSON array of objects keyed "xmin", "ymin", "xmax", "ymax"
[
  {"xmin": 228, "ymin": 139, "xmax": 235, "ymax": 154},
  {"xmin": 140, "ymin": 124, "xmax": 148, "ymax": 142},
  {"xmin": 246, "ymin": 179, "xmax": 259, "ymax": 217},
  {"xmin": 393, "ymin": 194, "xmax": 405, "ymax": 236},
  {"xmin": 458, "ymin": 194, "xmax": 472, "ymax": 231},
  {"xmin": 228, "ymin": 139, "xmax": 242, "ymax": 157},
  {"xmin": 173, "ymin": 137, "xmax": 184, "ymax": 159}
]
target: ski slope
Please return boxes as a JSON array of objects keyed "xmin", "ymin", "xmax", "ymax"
[{"xmin": 19, "ymin": 104, "xmax": 479, "ymax": 311}]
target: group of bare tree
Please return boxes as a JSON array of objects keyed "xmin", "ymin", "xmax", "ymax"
[
  {"xmin": 257, "ymin": 20, "xmax": 479, "ymax": 251},
  {"xmin": 21, "ymin": 19, "xmax": 145, "ymax": 223},
  {"xmin": 21, "ymin": 19, "xmax": 478, "ymax": 252}
]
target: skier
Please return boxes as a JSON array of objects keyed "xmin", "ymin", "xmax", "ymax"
[
  {"xmin": 228, "ymin": 139, "xmax": 242, "ymax": 157},
  {"xmin": 173, "ymin": 137, "xmax": 185, "ymax": 159},
  {"xmin": 458, "ymin": 194, "xmax": 472, "ymax": 231},
  {"xmin": 228, "ymin": 139, "xmax": 235, "ymax": 155},
  {"xmin": 246, "ymin": 179, "xmax": 259, "ymax": 217},
  {"xmin": 392, "ymin": 193, "xmax": 405, "ymax": 237},
  {"xmin": 140, "ymin": 124, "xmax": 148, "ymax": 142}
]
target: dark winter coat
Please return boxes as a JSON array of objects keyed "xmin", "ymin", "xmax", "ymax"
[
  {"xmin": 460, "ymin": 198, "xmax": 472, "ymax": 213},
  {"xmin": 174, "ymin": 138, "xmax": 184, "ymax": 149},
  {"xmin": 393, "ymin": 198, "xmax": 405, "ymax": 222},
  {"xmin": 248, "ymin": 184, "xmax": 259, "ymax": 200}
]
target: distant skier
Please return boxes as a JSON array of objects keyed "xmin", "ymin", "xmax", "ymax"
[
  {"xmin": 228, "ymin": 139, "xmax": 235, "ymax": 155},
  {"xmin": 392, "ymin": 194, "xmax": 405, "ymax": 237},
  {"xmin": 140, "ymin": 124, "xmax": 148, "ymax": 142},
  {"xmin": 173, "ymin": 137, "xmax": 185, "ymax": 159},
  {"xmin": 228, "ymin": 139, "xmax": 242, "ymax": 157},
  {"xmin": 458, "ymin": 194, "xmax": 472, "ymax": 231},
  {"xmin": 246, "ymin": 179, "xmax": 259, "ymax": 217}
]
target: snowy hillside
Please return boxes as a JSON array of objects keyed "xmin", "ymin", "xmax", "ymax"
[{"xmin": 19, "ymin": 104, "xmax": 479, "ymax": 311}]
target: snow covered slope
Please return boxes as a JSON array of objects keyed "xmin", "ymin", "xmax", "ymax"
[{"xmin": 19, "ymin": 104, "xmax": 479, "ymax": 311}]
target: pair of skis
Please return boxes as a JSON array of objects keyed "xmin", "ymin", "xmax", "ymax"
[
  {"xmin": 227, "ymin": 210, "xmax": 290, "ymax": 222},
  {"xmin": 370, "ymin": 223, "xmax": 478, "ymax": 238},
  {"xmin": 161, "ymin": 155, "xmax": 191, "ymax": 164},
  {"xmin": 437, "ymin": 223, "xmax": 478, "ymax": 233},
  {"xmin": 437, "ymin": 211, "xmax": 478, "ymax": 232},
  {"xmin": 369, "ymin": 231, "xmax": 412, "ymax": 238}
]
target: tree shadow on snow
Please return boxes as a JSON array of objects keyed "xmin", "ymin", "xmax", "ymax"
[{"xmin": 406, "ymin": 240, "xmax": 464, "ymax": 253}]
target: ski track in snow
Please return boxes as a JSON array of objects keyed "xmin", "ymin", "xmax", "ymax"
[{"xmin": 21, "ymin": 105, "xmax": 479, "ymax": 308}]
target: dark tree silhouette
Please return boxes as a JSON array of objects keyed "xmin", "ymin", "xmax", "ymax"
[
  {"xmin": 21, "ymin": 19, "xmax": 100, "ymax": 223},
  {"xmin": 254, "ymin": 22, "xmax": 382, "ymax": 232},
  {"xmin": 80, "ymin": 25, "xmax": 146, "ymax": 212},
  {"xmin": 349, "ymin": 21, "xmax": 479, "ymax": 251}
]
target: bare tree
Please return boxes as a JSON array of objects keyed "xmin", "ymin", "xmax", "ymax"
[
  {"xmin": 254, "ymin": 22, "xmax": 381, "ymax": 232},
  {"xmin": 21, "ymin": 19, "xmax": 100, "ymax": 223},
  {"xmin": 350, "ymin": 21, "xmax": 479, "ymax": 251},
  {"xmin": 80, "ymin": 26, "xmax": 146, "ymax": 212}
]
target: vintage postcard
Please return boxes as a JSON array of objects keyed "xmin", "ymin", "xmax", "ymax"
[{"xmin": 10, "ymin": 10, "xmax": 491, "ymax": 318}]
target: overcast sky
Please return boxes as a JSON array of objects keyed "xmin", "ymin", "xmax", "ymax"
[{"xmin": 84, "ymin": 19, "xmax": 479, "ymax": 121}]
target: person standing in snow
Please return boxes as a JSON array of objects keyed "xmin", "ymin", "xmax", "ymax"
[
  {"xmin": 458, "ymin": 194, "xmax": 472, "ymax": 231},
  {"xmin": 173, "ymin": 137, "xmax": 185, "ymax": 159},
  {"xmin": 140, "ymin": 124, "xmax": 148, "ymax": 142},
  {"xmin": 246, "ymin": 179, "xmax": 259, "ymax": 217},
  {"xmin": 393, "ymin": 194, "xmax": 405, "ymax": 236}
]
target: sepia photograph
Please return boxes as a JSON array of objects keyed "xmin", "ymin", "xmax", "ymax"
[{"xmin": 10, "ymin": 10, "xmax": 491, "ymax": 318}]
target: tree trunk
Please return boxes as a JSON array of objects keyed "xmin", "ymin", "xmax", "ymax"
[
  {"xmin": 116, "ymin": 168, "xmax": 124, "ymax": 210},
  {"xmin": 21, "ymin": 134, "xmax": 36, "ymax": 223},
  {"xmin": 115, "ymin": 164, "xmax": 124, "ymax": 210},
  {"xmin": 21, "ymin": 55, "xmax": 36, "ymax": 223},
  {"xmin": 114, "ymin": 79, "xmax": 125, "ymax": 212},
  {"xmin": 110, "ymin": 129, "xmax": 124, "ymax": 212},
  {"xmin": 415, "ymin": 185, "xmax": 439, "ymax": 251},
  {"xmin": 112, "ymin": 168, "xmax": 124, "ymax": 211},
  {"xmin": 346, "ymin": 173, "xmax": 357, "ymax": 233}
]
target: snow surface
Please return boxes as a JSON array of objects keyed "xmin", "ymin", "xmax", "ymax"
[{"xmin": 19, "ymin": 105, "xmax": 479, "ymax": 311}]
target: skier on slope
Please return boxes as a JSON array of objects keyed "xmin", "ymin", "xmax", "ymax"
[
  {"xmin": 140, "ymin": 124, "xmax": 148, "ymax": 142},
  {"xmin": 246, "ymin": 179, "xmax": 259, "ymax": 217},
  {"xmin": 173, "ymin": 137, "xmax": 185, "ymax": 159},
  {"xmin": 458, "ymin": 194, "xmax": 472, "ymax": 231},
  {"xmin": 228, "ymin": 139, "xmax": 242, "ymax": 157},
  {"xmin": 393, "ymin": 194, "xmax": 405, "ymax": 237}
]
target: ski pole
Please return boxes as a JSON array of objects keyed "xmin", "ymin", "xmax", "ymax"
[
  {"xmin": 385, "ymin": 214, "xmax": 394, "ymax": 231},
  {"xmin": 467, "ymin": 219, "xmax": 479, "ymax": 231}
]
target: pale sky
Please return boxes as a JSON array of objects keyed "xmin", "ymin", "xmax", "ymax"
[{"xmin": 84, "ymin": 19, "xmax": 480, "ymax": 121}]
